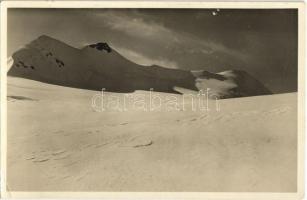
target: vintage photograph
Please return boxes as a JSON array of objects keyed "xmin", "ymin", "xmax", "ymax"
[{"xmin": 1, "ymin": 1, "xmax": 304, "ymax": 198}]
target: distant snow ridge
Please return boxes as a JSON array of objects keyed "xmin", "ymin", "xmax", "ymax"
[
  {"xmin": 7, "ymin": 57, "xmax": 14, "ymax": 71},
  {"xmin": 7, "ymin": 35, "xmax": 272, "ymax": 99}
]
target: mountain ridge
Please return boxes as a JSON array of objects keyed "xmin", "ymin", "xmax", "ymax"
[{"xmin": 7, "ymin": 35, "xmax": 272, "ymax": 99}]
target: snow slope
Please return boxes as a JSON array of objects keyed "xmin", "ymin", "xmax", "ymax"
[
  {"xmin": 7, "ymin": 77, "xmax": 296, "ymax": 192},
  {"xmin": 7, "ymin": 35, "xmax": 271, "ymax": 99}
]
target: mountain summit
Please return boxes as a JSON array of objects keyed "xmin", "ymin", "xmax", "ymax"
[{"xmin": 7, "ymin": 35, "xmax": 272, "ymax": 98}]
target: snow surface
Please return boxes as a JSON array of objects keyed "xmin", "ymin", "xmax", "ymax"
[{"xmin": 7, "ymin": 77, "xmax": 297, "ymax": 192}]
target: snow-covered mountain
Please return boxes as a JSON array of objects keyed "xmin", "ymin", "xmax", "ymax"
[{"xmin": 7, "ymin": 35, "xmax": 272, "ymax": 99}]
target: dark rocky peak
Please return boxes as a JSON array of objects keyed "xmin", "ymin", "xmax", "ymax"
[{"xmin": 89, "ymin": 42, "xmax": 112, "ymax": 53}]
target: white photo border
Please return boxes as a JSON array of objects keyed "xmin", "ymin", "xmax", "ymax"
[{"xmin": 0, "ymin": 1, "xmax": 305, "ymax": 199}]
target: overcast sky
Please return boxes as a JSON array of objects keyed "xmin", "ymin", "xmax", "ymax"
[{"xmin": 8, "ymin": 9, "xmax": 297, "ymax": 93}]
